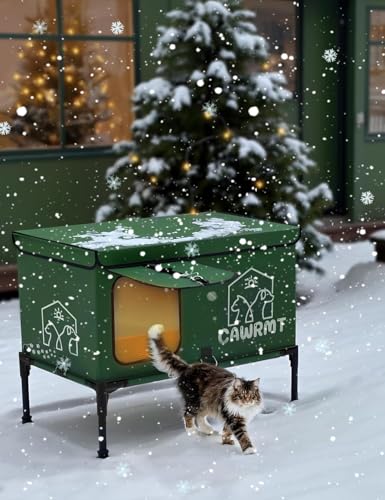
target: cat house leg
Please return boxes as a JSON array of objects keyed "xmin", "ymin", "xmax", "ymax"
[
  {"xmin": 19, "ymin": 352, "xmax": 33, "ymax": 424},
  {"xmin": 96, "ymin": 383, "xmax": 109, "ymax": 458},
  {"xmin": 288, "ymin": 346, "xmax": 298, "ymax": 401}
]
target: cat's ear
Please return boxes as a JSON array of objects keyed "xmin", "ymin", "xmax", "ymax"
[
  {"xmin": 233, "ymin": 378, "xmax": 243, "ymax": 390},
  {"xmin": 253, "ymin": 378, "xmax": 260, "ymax": 387}
]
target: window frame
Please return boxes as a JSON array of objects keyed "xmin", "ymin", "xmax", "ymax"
[
  {"xmin": 0, "ymin": 0, "xmax": 141, "ymax": 160},
  {"xmin": 365, "ymin": 5, "xmax": 385, "ymax": 141}
]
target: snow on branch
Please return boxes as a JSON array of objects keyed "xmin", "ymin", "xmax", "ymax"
[
  {"xmin": 207, "ymin": 60, "xmax": 231, "ymax": 82},
  {"xmin": 236, "ymin": 137, "xmax": 266, "ymax": 159},
  {"xmin": 171, "ymin": 85, "xmax": 191, "ymax": 110},
  {"xmin": 185, "ymin": 20, "xmax": 212, "ymax": 46}
]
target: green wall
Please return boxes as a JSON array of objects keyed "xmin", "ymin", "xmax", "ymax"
[
  {"xmin": 0, "ymin": 0, "xmax": 172, "ymax": 266},
  {"xmin": 300, "ymin": 0, "xmax": 344, "ymax": 211}
]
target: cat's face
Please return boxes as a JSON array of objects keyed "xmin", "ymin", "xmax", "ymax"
[{"xmin": 230, "ymin": 378, "xmax": 262, "ymax": 407}]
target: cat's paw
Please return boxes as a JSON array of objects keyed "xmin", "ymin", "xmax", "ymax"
[
  {"xmin": 222, "ymin": 437, "xmax": 235, "ymax": 445},
  {"xmin": 243, "ymin": 446, "xmax": 257, "ymax": 455}
]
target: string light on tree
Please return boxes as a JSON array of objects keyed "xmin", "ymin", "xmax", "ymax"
[
  {"xmin": 182, "ymin": 161, "xmax": 192, "ymax": 172},
  {"xmin": 255, "ymin": 179, "xmax": 265, "ymax": 190},
  {"xmin": 129, "ymin": 153, "xmax": 140, "ymax": 164},
  {"xmin": 277, "ymin": 126, "xmax": 287, "ymax": 137},
  {"xmin": 222, "ymin": 128, "xmax": 233, "ymax": 141}
]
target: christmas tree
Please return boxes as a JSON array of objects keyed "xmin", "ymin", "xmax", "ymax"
[
  {"xmin": 11, "ymin": 5, "xmax": 112, "ymax": 147},
  {"xmin": 97, "ymin": 0, "xmax": 333, "ymax": 272}
]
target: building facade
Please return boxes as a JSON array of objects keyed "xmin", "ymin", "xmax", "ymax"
[{"xmin": 0, "ymin": 0, "xmax": 384, "ymax": 273}]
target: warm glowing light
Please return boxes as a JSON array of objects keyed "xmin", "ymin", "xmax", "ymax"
[
  {"xmin": 65, "ymin": 75, "xmax": 74, "ymax": 83},
  {"xmin": 72, "ymin": 47, "xmax": 80, "ymax": 55},
  {"xmin": 277, "ymin": 126, "xmax": 287, "ymax": 137},
  {"xmin": 18, "ymin": 52, "xmax": 24, "ymax": 59},
  {"xmin": 203, "ymin": 110, "xmax": 213, "ymax": 120},
  {"xmin": 255, "ymin": 179, "xmax": 265, "ymax": 190},
  {"xmin": 16, "ymin": 106, "xmax": 28, "ymax": 117},
  {"xmin": 73, "ymin": 98, "xmax": 82, "ymax": 107},
  {"xmin": 222, "ymin": 129, "xmax": 233, "ymax": 141},
  {"xmin": 262, "ymin": 62, "xmax": 270, "ymax": 70},
  {"xmin": 182, "ymin": 161, "xmax": 191, "ymax": 172},
  {"xmin": 189, "ymin": 208, "xmax": 198, "ymax": 215},
  {"xmin": 34, "ymin": 76, "xmax": 45, "ymax": 86},
  {"xmin": 36, "ymin": 92, "xmax": 44, "ymax": 101},
  {"xmin": 21, "ymin": 87, "xmax": 30, "ymax": 95},
  {"xmin": 150, "ymin": 176, "xmax": 157, "ymax": 184},
  {"xmin": 38, "ymin": 50, "xmax": 45, "ymax": 57},
  {"xmin": 66, "ymin": 28, "xmax": 75, "ymax": 35},
  {"xmin": 130, "ymin": 153, "xmax": 140, "ymax": 164},
  {"xmin": 13, "ymin": 73, "xmax": 21, "ymax": 81}
]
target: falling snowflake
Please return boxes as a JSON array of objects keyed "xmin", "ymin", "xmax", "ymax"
[
  {"xmin": 53, "ymin": 308, "xmax": 65, "ymax": 322},
  {"xmin": 202, "ymin": 101, "xmax": 217, "ymax": 117},
  {"xmin": 32, "ymin": 19, "xmax": 48, "ymax": 34},
  {"xmin": 322, "ymin": 48, "xmax": 338, "ymax": 63},
  {"xmin": 111, "ymin": 21, "xmax": 124, "ymax": 35},
  {"xmin": 360, "ymin": 191, "xmax": 374, "ymax": 205},
  {"xmin": 55, "ymin": 357, "xmax": 71, "ymax": 375},
  {"xmin": 106, "ymin": 176, "xmax": 122, "ymax": 190},
  {"xmin": 185, "ymin": 242, "xmax": 200, "ymax": 257},
  {"xmin": 116, "ymin": 462, "xmax": 131, "ymax": 478},
  {"xmin": 176, "ymin": 480, "xmax": 193, "ymax": 495},
  {"xmin": 315, "ymin": 338, "xmax": 332, "ymax": 357},
  {"xmin": 0, "ymin": 121, "xmax": 11, "ymax": 135},
  {"xmin": 282, "ymin": 402, "xmax": 296, "ymax": 416}
]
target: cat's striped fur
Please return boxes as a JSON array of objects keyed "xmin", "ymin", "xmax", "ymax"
[{"xmin": 148, "ymin": 324, "xmax": 264, "ymax": 455}]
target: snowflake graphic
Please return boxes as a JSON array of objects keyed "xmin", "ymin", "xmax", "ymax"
[
  {"xmin": 111, "ymin": 21, "xmax": 124, "ymax": 35},
  {"xmin": 315, "ymin": 338, "xmax": 332, "ymax": 357},
  {"xmin": 116, "ymin": 462, "xmax": 131, "ymax": 478},
  {"xmin": 202, "ymin": 101, "xmax": 217, "ymax": 117},
  {"xmin": 185, "ymin": 242, "xmax": 200, "ymax": 257},
  {"xmin": 0, "ymin": 121, "xmax": 11, "ymax": 135},
  {"xmin": 322, "ymin": 48, "xmax": 338, "ymax": 63},
  {"xmin": 56, "ymin": 357, "xmax": 71, "ymax": 375},
  {"xmin": 106, "ymin": 176, "xmax": 122, "ymax": 191},
  {"xmin": 32, "ymin": 19, "xmax": 48, "ymax": 34},
  {"xmin": 360, "ymin": 191, "xmax": 374, "ymax": 205},
  {"xmin": 282, "ymin": 402, "xmax": 297, "ymax": 416},
  {"xmin": 53, "ymin": 308, "xmax": 65, "ymax": 322},
  {"xmin": 176, "ymin": 480, "xmax": 193, "ymax": 494}
]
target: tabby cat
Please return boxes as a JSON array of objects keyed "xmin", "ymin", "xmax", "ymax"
[{"xmin": 148, "ymin": 324, "xmax": 264, "ymax": 455}]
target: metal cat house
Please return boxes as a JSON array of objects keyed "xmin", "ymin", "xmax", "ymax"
[{"xmin": 13, "ymin": 212, "xmax": 299, "ymax": 458}]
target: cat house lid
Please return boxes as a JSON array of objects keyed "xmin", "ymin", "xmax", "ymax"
[{"xmin": 12, "ymin": 212, "xmax": 300, "ymax": 268}]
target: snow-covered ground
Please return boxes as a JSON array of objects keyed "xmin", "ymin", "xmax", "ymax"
[{"xmin": 0, "ymin": 242, "xmax": 384, "ymax": 500}]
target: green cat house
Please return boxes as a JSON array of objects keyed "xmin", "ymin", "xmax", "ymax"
[{"xmin": 13, "ymin": 212, "xmax": 299, "ymax": 458}]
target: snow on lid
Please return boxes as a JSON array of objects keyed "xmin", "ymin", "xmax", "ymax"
[
  {"xmin": 69, "ymin": 217, "xmax": 263, "ymax": 251},
  {"xmin": 371, "ymin": 229, "xmax": 385, "ymax": 241}
]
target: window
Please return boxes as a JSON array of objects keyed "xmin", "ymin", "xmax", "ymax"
[
  {"xmin": 0, "ymin": 0, "xmax": 137, "ymax": 151},
  {"xmin": 368, "ymin": 9, "xmax": 385, "ymax": 135},
  {"xmin": 242, "ymin": 0, "xmax": 298, "ymax": 93}
]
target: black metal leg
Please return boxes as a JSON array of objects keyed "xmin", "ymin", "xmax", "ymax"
[
  {"xmin": 96, "ymin": 383, "xmax": 109, "ymax": 459},
  {"xmin": 288, "ymin": 346, "xmax": 299, "ymax": 401},
  {"xmin": 19, "ymin": 352, "xmax": 33, "ymax": 424}
]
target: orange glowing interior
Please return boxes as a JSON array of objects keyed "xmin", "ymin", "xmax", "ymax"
[{"xmin": 113, "ymin": 277, "xmax": 181, "ymax": 364}]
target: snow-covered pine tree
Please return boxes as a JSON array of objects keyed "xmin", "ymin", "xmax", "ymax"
[{"xmin": 97, "ymin": 0, "xmax": 333, "ymax": 272}]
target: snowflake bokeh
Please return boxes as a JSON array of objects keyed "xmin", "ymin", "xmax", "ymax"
[
  {"xmin": 0, "ymin": 121, "xmax": 11, "ymax": 135},
  {"xmin": 176, "ymin": 480, "xmax": 193, "ymax": 494},
  {"xmin": 282, "ymin": 402, "xmax": 297, "ymax": 416},
  {"xmin": 360, "ymin": 191, "xmax": 374, "ymax": 205},
  {"xmin": 32, "ymin": 19, "xmax": 48, "ymax": 34},
  {"xmin": 185, "ymin": 242, "xmax": 200, "ymax": 257},
  {"xmin": 315, "ymin": 338, "xmax": 332, "ymax": 357},
  {"xmin": 202, "ymin": 101, "xmax": 218, "ymax": 117},
  {"xmin": 111, "ymin": 21, "xmax": 124, "ymax": 35},
  {"xmin": 106, "ymin": 176, "xmax": 122, "ymax": 191},
  {"xmin": 55, "ymin": 357, "xmax": 71, "ymax": 375},
  {"xmin": 322, "ymin": 48, "xmax": 338, "ymax": 63},
  {"xmin": 116, "ymin": 462, "xmax": 131, "ymax": 478}
]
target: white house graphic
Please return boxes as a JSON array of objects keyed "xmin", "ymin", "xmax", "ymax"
[
  {"xmin": 228, "ymin": 267, "xmax": 275, "ymax": 327},
  {"xmin": 41, "ymin": 300, "xmax": 79, "ymax": 356}
]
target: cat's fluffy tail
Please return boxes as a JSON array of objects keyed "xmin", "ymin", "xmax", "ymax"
[{"xmin": 148, "ymin": 324, "xmax": 189, "ymax": 377}]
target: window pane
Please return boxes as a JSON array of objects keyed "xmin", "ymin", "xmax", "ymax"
[
  {"xmin": 370, "ymin": 9, "xmax": 385, "ymax": 42},
  {"xmin": 243, "ymin": 0, "xmax": 298, "ymax": 93},
  {"xmin": 0, "ymin": 39, "xmax": 60, "ymax": 149},
  {"xmin": 0, "ymin": 0, "xmax": 57, "ymax": 34},
  {"xmin": 63, "ymin": 40, "xmax": 135, "ymax": 147},
  {"xmin": 62, "ymin": 0, "xmax": 134, "ymax": 36},
  {"xmin": 368, "ymin": 45, "xmax": 385, "ymax": 134}
]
